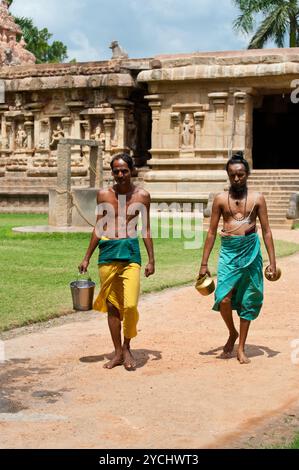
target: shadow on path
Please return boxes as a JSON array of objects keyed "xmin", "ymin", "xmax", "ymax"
[
  {"xmin": 80, "ymin": 348, "xmax": 162, "ymax": 369},
  {"xmin": 199, "ymin": 344, "xmax": 280, "ymax": 360}
]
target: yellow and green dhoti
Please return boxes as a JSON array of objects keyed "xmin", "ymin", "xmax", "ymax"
[
  {"xmin": 213, "ymin": 232, "xmax": 263, "ymax": 321},
  {"xmin": 93, "ymin": 238, "xmax": 141, "ymax": 338}
]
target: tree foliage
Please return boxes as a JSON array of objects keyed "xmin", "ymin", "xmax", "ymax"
[
  {"xmin": 7, "ymin": 0, "xmax": 68, "ymax": 63},
  {"xmin": 233, "ymin": 0, "xmax": 299, "ymax": 48}
]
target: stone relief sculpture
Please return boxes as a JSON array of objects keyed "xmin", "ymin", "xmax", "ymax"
[
  {"xmin": 181, "ymin": 113, "xmax": 195, "ymax": 148},
  {"xmin": 9, "ymin": 93, "xmax": 23, "ymax": 111},
  {"xmin": 6, "ymin": 122, "xmax": 13, "ymax": 149},
  {"xmin": 109, "ymin": 40, "xmax": 129, "ymax": 59},
  {"xmin": 50, "ymin": 123, "xmax": 64, "ymax": 148},
  {"xmin": 91, "ymin": 122, "xmax": 105, "ymax": 147},
  {"xmin": 15, "ymin": 124, "xmax": 27, "ymax": 149}
]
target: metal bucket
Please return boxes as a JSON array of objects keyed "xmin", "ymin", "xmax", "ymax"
[
  {"xmin": 70, "ymin": 273, "xmax": 95, "ymax": 311},
  {"xmin": 195, "ymin": 274, "xmax": 215, "ymax": 296}
]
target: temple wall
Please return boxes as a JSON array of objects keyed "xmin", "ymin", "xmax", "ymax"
[
  {"xmin": 2, "ymin": 48, "xmax": 299, "ymax": 215},
  {"xmin": 0, "ymin": 60, "xmax": 152, "ymax": 212}
]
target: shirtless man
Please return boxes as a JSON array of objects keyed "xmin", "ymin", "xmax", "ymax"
[
  {"xmin": 79, "ymin": 153, "xmax": 155, "ymax": 370},
  {"xmin": 199, "ymin": 152, "xmax": 277, "ymax": 364}
]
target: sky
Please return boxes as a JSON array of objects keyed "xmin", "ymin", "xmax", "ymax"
[{"xmin": 10, "ymin": 0, "xmax": 251, "ymax": 62}]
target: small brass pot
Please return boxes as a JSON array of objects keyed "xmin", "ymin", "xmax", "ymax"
[
  {"xmin": 264, "ymin": 265, "xmax": 281, "ymax": 281},
  {"xmin": 195, "ymin": 274, "xmax": 215, "ymax": 296}
]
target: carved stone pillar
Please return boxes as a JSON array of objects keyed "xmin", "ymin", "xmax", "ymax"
[
  {"xmin": 81, "ymin": 120, "xmax": 90, "ymax": 140},
  {"xmin": 208, "ymin": 92, "xmax": 229, "ymax": 150},
  {"xmin": 208, "ymin": 92, "xmax": 228, "ymax": 122},
  {"xmin": 39, "ymin": 118, "xmax": 50, "ymax": 149},
  {"xmin": 24, "ymin": 121, "xmax": 34, "ymax": 149},
  {"xmin": 170, "ymin": 112, "xmax": 180, "ymax": 148},
  {"xmin": 1, "ymin": 114, "xmax": 7, "ymax": 149},
  {"xmin": 144, "ymin": 94, "xmax": 162, "ymax": 150},
  {"xmin": 33, "ymin": 114, "xmax": 40, "ymax": 148},
  {"xmin": 114, "ymin": 104, "xmax": 130, "ymax": 152},
  {"xmin": 6, "ymin": 120, "xmax": 13, "ymax": 150},
  {"xmin": 103, "ymin": 118, "xmax": 115, "ymax": 151},
  {"xmin": 73, "ymin": 116, "xmax": 82, "ymax": 140},
  {"xmin": 194, "ymin": 112, "xmax": 205, "ymax": 148},
  {"xmin": 234, "ymin": 90, "xmax": 253, "ymax": 166},
  {"xmin": 61, "ymin": 117, "xmax": 72, "ymax": 138},
  {"xmin": 55, "ymin": 142, "xmax": 72, "ymax": 226}
]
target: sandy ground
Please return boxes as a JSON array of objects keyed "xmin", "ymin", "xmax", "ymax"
[{"xmin": 1, "ymin": 229, "xmax": 299, "ymax": 449}]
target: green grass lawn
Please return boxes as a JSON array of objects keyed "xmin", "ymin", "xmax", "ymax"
[
  {"xmin": 1, "ymin": 213, "xmax": 299, "ymax": 332},
  {"xmin": 284, "ymin": 434, "xmax": 299, "ymax": 449},
  {"xmin": 267, "ymin": 433, "xmax": 299, "ymax": 449}
]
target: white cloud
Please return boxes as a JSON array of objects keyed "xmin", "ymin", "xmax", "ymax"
[
  {"xmin": 67, "ymin": 31, "xmax": 101, "ymax": 62},
  {"xmin": 9, "ymin": 0, "xmax": 248, "ymax": 61},
  {"xmin": 10, "ymin": 0, "xmax": 86, "ymax": 30}
]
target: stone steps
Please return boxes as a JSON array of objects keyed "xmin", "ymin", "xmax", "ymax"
[
  {"xmin": 204, "ymin": 170, "xmax": 298, "ymax": 229},
  {"xmin": 250, "ymin": 185, "xmax": 299, "ymax": 190},
  {"xmin": 0, "ymin": 207, "xmax": 47, "ymax": 214},
  {"xmin": 248, "ymin": 170, "xmax": 299, "ymax": 228},
  {"xmin": 250, "ymin": 170, "xmax": 299, "ymax": 175}
]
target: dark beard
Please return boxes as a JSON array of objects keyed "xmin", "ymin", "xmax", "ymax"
[{"xmin": 230, "ymin": 185, "xmax": 247, "ymax": 199}]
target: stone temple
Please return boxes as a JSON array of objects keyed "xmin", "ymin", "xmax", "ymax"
[{"xmin": 0, "ymin": 0, "xmax": 299, "ymax": 227}]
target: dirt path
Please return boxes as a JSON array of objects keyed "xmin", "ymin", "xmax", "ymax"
[{"xmin": 1, "ymin": 230, "xmax": 299, "ymax": 449}]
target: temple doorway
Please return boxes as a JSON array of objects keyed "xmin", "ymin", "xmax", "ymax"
[{"xmin": 252, "ymin": 93, "xmax": 299, "ymax": 169}]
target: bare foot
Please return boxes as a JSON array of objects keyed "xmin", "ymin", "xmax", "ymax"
[
  {"xmin": 103, "ymin": 354, "xmax": 123, "ymax": 369},
  {"xmin": 237, "ymin": 350, "xmax": 251, "ymax": 364},
  {"xmin": 222, "ymin": 330, "xmax": 239, "ymax": 356},
  {"xmin": 123, "ymin": 347, "xmax": 136, "ymax": 371}
]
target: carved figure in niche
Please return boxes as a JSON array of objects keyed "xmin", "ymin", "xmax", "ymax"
[
  {"xmin": 31, "ymin": 92, "xmax": 39, "ymax": 102},
  {"xmin": 15, "ymin": 94, "xmax": 23, "ymax": 109},
  {"xmin": 127, "ymin": 111, "xmax": 137, "ymax": 152},
  {"xmin": 91, "ymin": 123, "xmax": 105, "ymax": 147},
  {"xmin": 181, "ymin": 113, "xmax": 194, "ymax": 148},
  {"xmin": 50, "ymin": 123, "xmax": 64, "ymax": 148},
  {"xmin": 4, "ymin": 47, "xmax": 12, "ymax": 64},
  {"xmin": 9, "ymin": 93, "xmax": 23, "ymax": 111},
  {"xmin": 15, "ymin": 124, "xmax": 27, "ymax": 148}
]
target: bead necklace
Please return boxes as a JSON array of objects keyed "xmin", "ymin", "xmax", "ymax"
[{"xmin": 228, "ymin": 188, "xmax": 248, "ymax": 222}]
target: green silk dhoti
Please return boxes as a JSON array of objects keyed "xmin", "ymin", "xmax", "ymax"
[{"xmin": 213, "ymin": 232, "xmax": 263, "ymax": 321}]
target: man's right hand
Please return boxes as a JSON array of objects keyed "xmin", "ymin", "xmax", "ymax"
[
  {"xmin": 78, "ymin": 259, "xmax": 89, "ymax": 273},
  {"xmin": 198, "ymin": 265, "xmax": 211, "ymax": 277}
]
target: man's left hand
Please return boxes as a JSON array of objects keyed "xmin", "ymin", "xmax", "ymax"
[
  {"xmin": 267, "ymin": 263, "xmax": 277, "ymax": 279},
  {"xmin": 144, "ymin": 262, "xmax": 155, "ymax": 277}
]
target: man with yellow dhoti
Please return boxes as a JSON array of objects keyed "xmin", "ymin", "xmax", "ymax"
[
  {"xmin": 198, "ymin": 152, "xmax": 277, "ymax": 364},
  {"xmin": 79, "ymin": 154, "xmax": 155, "ymax": 370}
]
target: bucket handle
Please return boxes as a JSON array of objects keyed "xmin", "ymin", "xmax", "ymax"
[{"xmin": 76, "ymin": 270, "xmax": 92, "ymax": 282}]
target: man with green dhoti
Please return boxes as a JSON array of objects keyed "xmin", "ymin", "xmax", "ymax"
[{"xmin": 199, "ymin": 152, "xmax": 277, "ymax": 364}]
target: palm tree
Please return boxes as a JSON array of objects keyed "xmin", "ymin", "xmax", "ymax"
[{"xmin": 233, "ymin": 0, "xmax": 299, "ymax": 48}]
